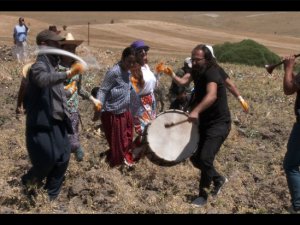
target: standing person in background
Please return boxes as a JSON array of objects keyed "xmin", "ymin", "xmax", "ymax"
[
  {"xmin": 282, "ymin": 55, "xmax": 300, "ymax": 214},
  {"xmin": 168, "ymin": 57, "xmax": 193, "ymax": 104},
  {"xmin": 21, "ymin": 29, "xmax": 85, "ymax": 201},
  {"xmin": 59, "ymin": 33, "xmax": 101, "ymax": 162},
  {"xmin": 95, "ymin": 47, "xmax": 136, "ymax": 168},
  {"xmin": 129, "ymin": 40, "xmax": 157, "ymax": 161},
  {"xmin": 169, "ymin": 85, "xmax": 191, "ymax": 112},
  {"xmin": 13, "ymin": 17, "xmax": 29, "ymax": 63}
]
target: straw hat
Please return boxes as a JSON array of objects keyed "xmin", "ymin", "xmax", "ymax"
[
  {"xmin": 22, "ymin": 62, "xmax": 34, "ymax": 78},
  {"xmin": 59, "ymin": 33, "xmax": 83, "ymax": 46},
  {"xmin": 49, "ymin": 25, "xmax": 61, "ymax": 34}
]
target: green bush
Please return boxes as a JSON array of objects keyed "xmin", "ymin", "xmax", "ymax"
[{"xmin": 213, "ymin": 39, "xmax": 281, "ymax": 68}]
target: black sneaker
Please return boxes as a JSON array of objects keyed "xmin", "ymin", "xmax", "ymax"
[
  {"xmin": 191, "ymin": 196, "xmax": 207, "ymax": 207},
  {"xmin": 212, "ymin": 176, "xmax": 228, "ymax": 196}
]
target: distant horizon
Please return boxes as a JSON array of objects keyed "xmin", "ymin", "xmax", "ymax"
[{"xmin": 1, "ymin": 12, "xmax": 300, "ymax": 56}]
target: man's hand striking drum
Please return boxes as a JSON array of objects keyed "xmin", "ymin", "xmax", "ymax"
[{"xmin": 188, "ymin": 110, "xmax": 199, "ymax": 124}]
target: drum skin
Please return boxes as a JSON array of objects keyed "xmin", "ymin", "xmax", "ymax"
[{"xmin": 146, "ymin": 110, "xmax": 199, "ymax": 166}]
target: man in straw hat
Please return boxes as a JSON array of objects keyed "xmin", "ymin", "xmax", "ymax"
[
  {"xmin": 21, "ymin": 29, "xmax": 86, "ymax": 201},
  {"xmin": 58, "ymin": 32, "xmax": 101, "ymax": 162}
]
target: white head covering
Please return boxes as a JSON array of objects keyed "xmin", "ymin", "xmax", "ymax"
[
  {"xmin": 206, "ymin": 45, "xmax": 216, "ymax": 59},
  {"xmin": 184, "ymin": 57, "xmax": 192, "ymax": 68}
]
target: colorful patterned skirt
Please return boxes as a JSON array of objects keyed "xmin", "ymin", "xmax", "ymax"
[{"xmin": 133, "ymin": 92, "xmax": 156, "ymax": 136}]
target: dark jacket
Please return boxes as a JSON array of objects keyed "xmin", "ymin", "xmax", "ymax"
[{"xmin": 24, "ymin": 54, "xmax": 70, "ymax": 131}]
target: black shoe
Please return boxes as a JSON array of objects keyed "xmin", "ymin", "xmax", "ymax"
[
  {"xmin": 212, "ymin": 176, "xmax": 228, "ymax": 196},
  {"xmin": 191, "ymin": 196, "xmax": 207, "ymax": 207}
]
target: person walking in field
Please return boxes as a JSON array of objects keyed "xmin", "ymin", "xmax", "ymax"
[
  {"xmin": 13, "ymin": 17, "xmax": 29, "ymax": 63},
  {"xmin": 59, "ymin": 32, "xmax": 101, "ymax": 162},
  {"xmin": 162, "ymin": 44, "xmax": 231, "ymax": 207},
  {"xmin": 282, "ymin": 54, "xmax": 300, "ymax": 214},
  {"xmin": 95, "ymin": 47, "xmax": 136, "ymax": 168},
  {"xmin": 21, "ymin": 29, "xmax": 85, "ymax": 201},
  {"xmin": 129, "ymin": 40, "xmax": 158, "ymax": 163}
]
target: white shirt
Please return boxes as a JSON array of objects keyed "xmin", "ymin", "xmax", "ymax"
[{"xmin": 138, "ymin": 64, "xmax": 157, "ymax": 96}]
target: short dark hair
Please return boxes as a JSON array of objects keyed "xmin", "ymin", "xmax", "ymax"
[
  {"xmin": 91, "ymin": 87, "xmax": 100, "ymax": 98},
  {"xmin": 121, "ymin": 46, "xmax": 136, "ymax": 60}
]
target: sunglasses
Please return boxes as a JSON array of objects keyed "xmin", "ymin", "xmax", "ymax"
[{"xmin": 137, "ymin": 48, "xmax": 148, "ymax": 54}]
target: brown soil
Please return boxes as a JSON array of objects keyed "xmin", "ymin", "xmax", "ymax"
[{"xmin": 0, "ymin": 12, "xmax": 298, "ymax": 214}]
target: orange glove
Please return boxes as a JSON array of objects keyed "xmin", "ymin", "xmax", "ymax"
[
  {"xmin": 164, "ymin": 66, "xmax": 174, "ymax": 77},
  {"xmin": 94, "ymin": 102, "xmax": 102, "ymax": 112},
  {"xmin": 237, "ymin": 96, "xmax": 249, "ymax": 113},
  {"xmin": 64, "ymin": 80, "xmax": 76, "ymax": 90},
  {"xmin": 155, "ymin": 62, "xmax": 175, "ymax": 77},
  {"xmin": 155, "ymin": 62, "xmax": 165, "ymax": 73},
  {"xmin": 89, "ymin": 96, "xmax": 102, "ymax": 112},
  {"xmin": 66, "ymin": 62, "xmax": 85, "ymax": 79},
  {"xmin": 64, "ymin": 81, "xmax": 77, "ymax": 95}
]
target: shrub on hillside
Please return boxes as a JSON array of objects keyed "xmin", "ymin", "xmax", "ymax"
[{"xmin": 213, "ymin": 39, "xmax": 281, "ymax": 68}]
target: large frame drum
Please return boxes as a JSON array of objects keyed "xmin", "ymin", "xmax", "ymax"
[{"xmin": 146, "ymin": 110, "xmax": 199, "ymax": 166}]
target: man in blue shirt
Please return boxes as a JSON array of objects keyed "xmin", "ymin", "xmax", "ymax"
[{"xmin": 13, "ymin": 17, "xmax": 29, "ymax": 63}]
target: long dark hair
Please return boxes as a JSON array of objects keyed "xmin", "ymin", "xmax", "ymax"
[
  {"xmin": 119, "ymin": 46, "xmax": 136, "ymax": 71},
  {"xmin": 121, "ymin": 46, "xmax": 135, "ymax": 61},
  {"xmin": 192, "ymin": 44, "xmax": 218, "ymax": 68}
]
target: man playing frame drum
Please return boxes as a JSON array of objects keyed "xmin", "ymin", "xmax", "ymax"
[{"xmin": 162, "ymin": 44, "xmax": 231, "ymax": 207}]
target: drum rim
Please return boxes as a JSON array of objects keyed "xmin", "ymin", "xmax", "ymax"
[
  {"xmin": 146, "ymin": 109, "xmax": 198, "ymax": 166},
  {"xmin": 156, "ymin": 109, "xmax": 189, "ymax": 118}
]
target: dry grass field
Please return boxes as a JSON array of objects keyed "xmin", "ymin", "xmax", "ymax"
[{"xmin": 0, "ymin": 12, "xmax": 300, "ymax": 214}]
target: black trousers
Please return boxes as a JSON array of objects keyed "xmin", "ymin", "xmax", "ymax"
[
  {"xmin": 23, "ymin": 119, "xmax": 71, "ymax": 199},
  {"xmin": 190, "ymin": 121, "xmax": 231, "ymax": 196}
]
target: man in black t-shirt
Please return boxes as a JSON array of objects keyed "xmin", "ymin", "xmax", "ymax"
[{"xmin": 165, "ymin": 44, "xmax": 231, "ymax": 207}]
